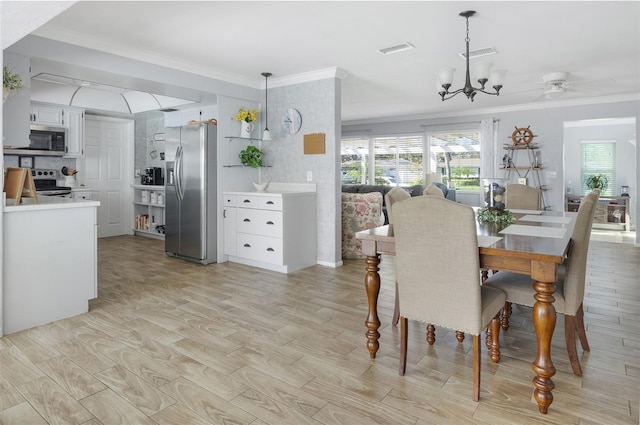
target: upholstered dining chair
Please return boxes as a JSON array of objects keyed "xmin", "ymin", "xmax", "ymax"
[
  {"xmin": 483, "ymin": 189, "xmax": 600, "ymax": 376},
  {"xmin": 393, "ymin": 196, "xmax": 506, "ymax": 401},
  {"xmin": 384, "ymin": 187, "xmax": 412, "ymax": 326},
  {"xmin": 423, "ymin": 184, "xmax": 445, "ymax": 197},
  {"xmin": 505, "ymin": 184, "xmax": 542, "ymax": 210}
]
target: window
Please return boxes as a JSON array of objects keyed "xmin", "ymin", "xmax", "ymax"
[
  {"xmin": 427, "ymin": 131, "xmax": 481, "ymax": 190},
  {"xmin": 341, "ymin": 135, "xmax": 423, "ymax": 186},
  {"xmin": 580, "ymin": 141, "xmax": 616, "ymax": 196},
  {"xmin": 341, "ymin": 137, "xmax": 370, "ymax": 184},
  {"xmin": 341, "ymin": 129, "xmax": 481, "ymax": 189}
]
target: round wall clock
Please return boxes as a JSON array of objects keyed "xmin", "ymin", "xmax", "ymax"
[{"xmin": 282, "ymin": 108, "xmax": 302, "ymax": 134}]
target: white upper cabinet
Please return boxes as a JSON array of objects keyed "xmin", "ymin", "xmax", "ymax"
[
  {"xmin": 29, "ymin": 103, "xmax": 85, "ymax": 158},
  {"xmin": 64, "ymin": 107, "xmax": 85, "ymax": 158},
  {"xmin": 30, "ymin": 104, "xmax": 64, "ymax": 126}
]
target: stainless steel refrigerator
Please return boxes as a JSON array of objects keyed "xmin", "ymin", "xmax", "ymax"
[{"xmin": 165, "ymin": 123, "xmax": 217, "ymax": 264}]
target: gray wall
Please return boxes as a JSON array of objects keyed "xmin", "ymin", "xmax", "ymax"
[
  {"xmin": 134, "ymin": 111, "xmax": 165, "ymax": 178},
  {"xmin": 261, "ymin": 78, "xmax": 341, "ymax": 265},
  {"xmin": 343, "ymin": 99, "xmax": 640, "ymax": 242}
]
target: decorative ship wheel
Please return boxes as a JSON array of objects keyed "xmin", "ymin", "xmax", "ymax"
[{"xmin": 511, "ymin": 126, "xmax": 536, "ymax": 145}]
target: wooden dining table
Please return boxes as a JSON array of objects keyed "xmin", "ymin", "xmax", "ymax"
[{"xmin": 355, "ymin": 209, "xmax": 576, "ymax": 414}]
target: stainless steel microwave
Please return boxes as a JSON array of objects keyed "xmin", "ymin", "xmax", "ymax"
[{"xmin": 29, "ymin": 125, "xmax": 66, "ymax": 153}]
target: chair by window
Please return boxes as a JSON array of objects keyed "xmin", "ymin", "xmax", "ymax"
[
  {"xmin": 393, "ymin": 196, "xmax": 506, "ymax": 401},
  {"xmin": 505, "ymin": 184, "xmax": 542, "ymax": 210},
  {"xmin": 483, "ymin": 190, "xmax": 600, "ymax": 376}
]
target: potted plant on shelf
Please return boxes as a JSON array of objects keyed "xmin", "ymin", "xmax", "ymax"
[
  {"xmin": 239, "ymin": 145, "xmax": 263, "ymax": 168},
  {"xmin": 584, "ymin": 174, "xmax": 609, "ymax": 193},
  {"xmin": 235, "ymin": 107, "xmax": 259, "ymax": 138},
  {"xmin": 3, "ymin": 66, "xmax": 23, "ymax": 102}
]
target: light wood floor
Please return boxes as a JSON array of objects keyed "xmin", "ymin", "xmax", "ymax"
[{"xmin": 1, "ymin": 235, "xmax": 638, "ymax": 424}]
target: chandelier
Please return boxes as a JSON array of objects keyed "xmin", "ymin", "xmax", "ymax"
[{"xmin": 438, "ymin": 11, "xmax": 506, "ymax": 101}]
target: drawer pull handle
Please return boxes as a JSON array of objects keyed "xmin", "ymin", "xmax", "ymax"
[
  {"xmin": 243, "ymin": 218, "xmax": 251, "ymax": 222},
  {"xmin": 266, "ymin": 201, "xmax": 274, "ymax": 204},
  {"xmin": 266, "ymin": 221, "xmax": 274, "ymax": 225},
  {"xmin": 243, "ymin": 199, "xmax": 251, "ymax": 203},
  {"xmin": 266, "ymin": 248, "xmax": 275, "ymax": 252},
  {"xmin": 243, "ymin": 243, "xmax": 251, "ymax": 248}
]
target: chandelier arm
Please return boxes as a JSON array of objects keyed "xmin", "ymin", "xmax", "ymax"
[{"xmin": 440, "ymin": 88, "xmax": 466, "ymax": 101}]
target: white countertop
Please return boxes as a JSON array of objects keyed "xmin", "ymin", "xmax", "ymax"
[
  {"xmin": 224, "ymin": 182, "xmax": 317, "ymax": 196},
  {"xmin": 4, "ymin": 196, "xmax": 100, "ymax": 212}
]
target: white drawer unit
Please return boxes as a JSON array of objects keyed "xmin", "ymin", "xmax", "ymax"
[
  {"xmin": 71, "ymin": 189, "xmax": 94, "ymax": 200},
  {"xmin": 223, "ymin": 190, "xmax": 317, "ymax": 273},
  {"xmin": 236, "ymin": 208, "xmax": 283, "ymax": 238}
]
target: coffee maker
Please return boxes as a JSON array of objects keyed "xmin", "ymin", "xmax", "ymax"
[{"xmin": 141, "ymin": 167, "xmax": 163, "ymax": 185}]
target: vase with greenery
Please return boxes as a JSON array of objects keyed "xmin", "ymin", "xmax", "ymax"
[
  {"xmin": 3, "ymin": 66, "xmax": 23, "ymax": 101},
  {"xmin": 239, "ymin": 145, "xmax": 263, "ymax": 168},
  {"xmin": 584, "ymin": 174, "xmax": 609, "ymax": 192}
]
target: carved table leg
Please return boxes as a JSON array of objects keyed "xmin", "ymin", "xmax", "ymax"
[
  {"xmin": 531, "ymin": 279, "xmax": 557, "ymax": 414},
  {"xmin": 426, "ymin": 324, "xmax": 436, "ymax": 345},
  {"xmin": 364, "ymin": 254, "xmax": 382, "ymax": 358}
]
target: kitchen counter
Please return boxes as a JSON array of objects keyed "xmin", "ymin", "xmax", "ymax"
[
  {"xmin": 224, "ymin": 182, "xmax": 317, "ymax": 196},
  {"xmin": 4, "ymin": 195, "xmax": 100, "ymax": 212},
  {"xmin": 2, "ymin": 194, "xmax": 99, "ymax": 335}
]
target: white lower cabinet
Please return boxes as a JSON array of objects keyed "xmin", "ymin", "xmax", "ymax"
[
  {"xmin": 224, "ymin": 190, "xmax": 316, "ymax": 273},
  {"xmin": 71, "ymin": 189, "xmax": 94, "ymax": 200}
]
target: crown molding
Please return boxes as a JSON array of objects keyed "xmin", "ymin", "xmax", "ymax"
[{"xmin": 262, "ymin": 67, "xmax": 350, "ymax": 89}]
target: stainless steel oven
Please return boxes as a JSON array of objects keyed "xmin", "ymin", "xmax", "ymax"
[{"xmin": 32, "ymin": 169, "xmax": 72, "ymax": 197}]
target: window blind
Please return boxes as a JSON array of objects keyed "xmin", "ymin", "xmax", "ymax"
[{"xmin": 580, "ymin": 141, "xmax": 616, "ymax": 196}]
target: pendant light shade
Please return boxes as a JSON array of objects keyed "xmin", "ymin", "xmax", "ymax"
[{"xmin": 261, "ymin": 72, "xmax": 272, "ymax": 141}]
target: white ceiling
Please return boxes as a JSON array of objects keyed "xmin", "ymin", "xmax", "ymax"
[{"xmin": 6, "ymin": 1, "xmax": 640, "ymax": 123}]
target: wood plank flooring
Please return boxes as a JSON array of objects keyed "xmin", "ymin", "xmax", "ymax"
[{"xmin": 1, "ymin": 235, "xmax": 638, "ymax": 424}]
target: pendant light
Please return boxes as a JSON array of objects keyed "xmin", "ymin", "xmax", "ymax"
[
  {"xmin": 261, "ymin": 72, "xmax": 272, "ymax": 141},
  {"xmin": 437, "ymin": 11, "xmax": 505, "ymax": 101}
]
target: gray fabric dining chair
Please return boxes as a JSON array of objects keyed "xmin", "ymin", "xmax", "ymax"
[
  {"xmin": 505, "ymin": 184, "xmax": 542, "ymax": 210},
  {"xmin": 384, "ymin": 187, "xmax": 412, "ymax": 326},
  {"xmin": 483, "ymin": 189, "xmax": 600, "ymax": 376},
  {"xmin": 393, "ymin": 196, "xmax": 506, "ymax": 401}
]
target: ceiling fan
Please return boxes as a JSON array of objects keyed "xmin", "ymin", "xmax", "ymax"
[{"xmin": 513, "ymin": 72, "xmax": 605, "ymax": 101}]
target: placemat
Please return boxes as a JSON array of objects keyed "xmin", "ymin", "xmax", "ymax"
[
  {"xmin": 477, "ymin": 235, "xmax": 503, "ymax": 247},
  {"xmin": 499, "ymin": 224, "xmax": 567, "ymax": 239},
  {"xmin": 509, "ymin": 209, "xmax": 543, "ymax": 215},
  {"xmin": 519, "ymin": 215, "xmax": 572, "ymax": 224}
]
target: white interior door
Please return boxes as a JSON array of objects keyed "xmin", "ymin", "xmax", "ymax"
[{"xmin": 80, "ymin": 116, "xmax": 134, "ymax": 238}]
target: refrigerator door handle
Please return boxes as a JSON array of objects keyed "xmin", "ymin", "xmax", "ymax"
[{"xmin": 175, "ymin": 146, "xmax": 184, "ymax": 200}]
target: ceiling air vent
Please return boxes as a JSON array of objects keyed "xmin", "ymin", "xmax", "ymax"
[
  {"xmin": 459, "ymin": 46, "xmax": 498, "ymax": 59},
  {"xmin": 377, "ymin": 42, "xmax": 415, "ymax": 55}
]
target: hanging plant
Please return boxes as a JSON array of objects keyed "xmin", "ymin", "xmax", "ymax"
[
  {"xmin": 3, "ymin": 66, "xmax": 23, "ymax": 91},
  {"xmin": 239, "ymin": 145, "xmax": 263, "ymax": 168},
  {"xmin": 3, "ymin": 66, "xmax": 23, "ymax": 101}
]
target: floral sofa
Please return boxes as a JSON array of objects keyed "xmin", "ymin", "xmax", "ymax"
[
  {"xmin": 341, "ymin": 192, "xmax": 385, "ymax": 259},
  {"xmin": 341, "ymin": 184, "xmax": 425, "ymax": 225}
]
